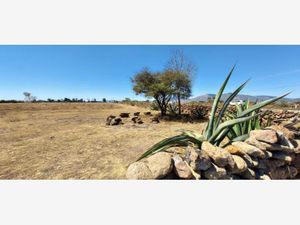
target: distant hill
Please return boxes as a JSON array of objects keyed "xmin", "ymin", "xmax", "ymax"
[{"xmin": 186, "ymin": 93, "xmax": 300, "ymax": 103}]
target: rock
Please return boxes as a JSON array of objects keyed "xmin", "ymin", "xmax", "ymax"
[
  {"xmin": 132, "ymin": 116, "xmax": 143, "ymax": 124},
  {"xmin": 146, "ymin": 152, "xmax": 173, "ymax": 179},
  {"xmin": 106, "ymin": 115, "xmax": 116, "ymax": 125},
  {"xmin": 120, "ymin": 113, "xmax": 130, "ymax": 118},
  {"xmin": 249, "ymin": 129, "xmax": 278, "ymax": 144},
  {"xmin": 203, "ymin": 164, "xmax": 227, "ymax": 180},
  {"xmin": 291, "ymin": 139, "xmax": 300, "ymax": 153},
  {"xmin": 126, "ymin": 162, "xmax": 153, "ymax": 180},
  {"xmin": 245, "ymin": 136, "xmax": 267, "ymax": 151},
  {"xmin": 268, "ymin": 125, "xmax": 295, "ymax": 140},
  {"xmin": 110, "ymin": 117, "xmax": 123, "ymax": 126},
  {"xmin": 173, "ymin": 155, "xmax": 193, "ymax": 179},
  {"xmin": 269, "ymin": 166, "xmax": 298, "ymax": 179},
  {"xmin": 291, "ymin": 154, "xmax": 300, "ymax": 169},
  {"xmin": 232, "ymin": 141, "xmax": 266, "ymax": 158},
  {"xmin": 266, "ymin": 159, "xmax": 287, "ymax": 171},
  {"xmin": 201, "ymin": 141, "xmax": 235, "ymax": 168},
  {"xmin": 258, "ymin": 174, "xmax": 271, "ymax": 180},
  {"xmin": 197, "ymin": 150, "xmax": 212, "ymax": 171},
  {"xmin": 271, "ymin": 151, "xmax": 294, "ymax": 163},
  {"xmin": 134, "ymin": 112, "xmax": 140, "ymax": 116},
  {"xmin": 151, "ymin": 117, "xmax": 160, "ymax": 124},
  {"xmin": 225, "ymin": 145, "xmax": 255, "ymax": 167},
  {"xmin": 240, "ymin": 168, "xmax": 256, "ymax": 179},
  {"xmin": 144, "ymin": 112, "xmax": 152, "ymax": 116},
  {"xmin": 231, "ymin": 155, "xmax": 247, "ymax": 174}
]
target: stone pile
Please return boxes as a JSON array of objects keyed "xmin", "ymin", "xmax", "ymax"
[
  {"xmin": 127, "ymin": 118, "xmax": 300, "ymax": 179},
  {"xmin": 106, "ymin": 112, "xmax": 159, "ymax": 126},
  {"xmin": 261, "ymin": 110, "xmax": 300, "ymax": 126}
]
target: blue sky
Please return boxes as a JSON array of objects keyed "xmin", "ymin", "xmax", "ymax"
[{"xmin": 1, "ymin": 45, "xmax": 300, "ymax": 100}]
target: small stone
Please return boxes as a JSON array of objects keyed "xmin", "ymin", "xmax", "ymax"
[
  {"xmin": 144, "ymin": 112, "xmax": 152, "ymax": 116},
  {"xmin": 203, "ymin": 164, "xmax": 227, "ymax": 180},
  {"xmin": 201, "ymin": 141, "xmax": 235, "ymax": 168},
  {"xmin": 134, "ymin": 112, "xmax": 140, "ymax": 116},
  {"xmin": 173, "ymin": 155, "xmax": 193, "ymax": 179},
  {"xmin": 232, "ymin": 141, "xmax": 266, "ymax": 158},
  {"xmin": 146, "ymin": 152, "xmax": 173, "ymax": 179},
  {"xmin": 250, "ymin": 129, "xmax": 278, "ymax": 144},
  {"xmin": 120, "ymin": 113, "xmax": 130, "ymax": 118},
  {"xmin": 231, "ymin": 155, "xmax": 248, "ymax": 174},
  {"xmin": 110, "ymin": 117, "xmax": 123, "ymax": 126},
  {"xmin": 258, "ymin": 174, "xmax": 271, "ymax": 180},
  {"xmin": 126, "ymin": 162, "xmax": 153, "ymax": 180}
]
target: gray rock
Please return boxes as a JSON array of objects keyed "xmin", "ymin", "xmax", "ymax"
[
  {"xmin": 250, "ymin": 129, "xmax": 278, "ymax": 144},
  {"xmin": 201, "ymin": 141, "xmax": 235, "ymax": 168},
  {"xmin": 268, "ymin": 125, "xmax": 295, "ymax": 140},
  {"xmin": 134, "ymin": 112, "xmax": 140, "ymax": 116},
  {"xmin": 106, "ymin": 115, "xmax": 116, "ymax": 125},
  {"xmin": 146, "ymin": 152, "xmax": 173, "ymax": 179},
  {"xmin": 269, "ymin": 166, "xmax": 298, "ymax": 179},
  {"xmin": 126, "ymin": 162, "xmax": 153, "ymax": 180},
  {"xmin": 203, "ymin": 164, "xmax": 227, "ymax": 180},
  {"xmin": 245, "ymin": 136, "xmax": 267, "ymax": 151},
  {"xmin": 197, "ymin": 150, "xmax": 212, "ymax": 171},
  {"xmin": 266, "ymin": 159, "xmax": 287, "ymax": 171}
]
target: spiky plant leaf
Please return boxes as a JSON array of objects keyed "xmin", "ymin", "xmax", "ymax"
[
  {"xmin": 237, "ymin": 92, "xmax": 291, "ymax": 117},
  {"xmin": 215, "ymin": 79, "xmax": 249, "ymax": 128},
  {"xmin": 208, "ymin": 113, "xmax": 259, "ymax": 143},
  {"xmin": 204, "ymin": 65, "xmax": 235, "ymax": 139},
  {"xmin": 231, "ymin": 134, "xmax": 249, "ymax": 142}
]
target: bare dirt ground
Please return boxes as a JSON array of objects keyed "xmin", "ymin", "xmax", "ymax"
[{"xmin": 0, "ymin": 103, "xmax": 206, "ymax": 179}]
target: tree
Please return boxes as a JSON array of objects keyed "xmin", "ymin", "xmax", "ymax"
[
  {"xmin": 163, "ymin": 70, "xmax": 192, "ymax": 115},
  {"xmin": 165, "ymin": 50, "xmax": 196, "ymax": 114},
  {"xmin": 23, "ymin": 92, "xmax": 37, "ymax": 102},
  {"xmin": 132, "ymin": 69, "xmax": 173, "ymax": 116},
  {"xmin": 102, "ymin": 98, "xmax": 107, "ymax": 103}
]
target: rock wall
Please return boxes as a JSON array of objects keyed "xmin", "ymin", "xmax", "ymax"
[{"xmin": 127, "ymin": 117, "xmax": 300, "ymax": 180}]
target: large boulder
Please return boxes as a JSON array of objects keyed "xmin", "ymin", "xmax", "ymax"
[
  {"xmin": 186, "ymin": 147, "xmax": 211, "ymax": 171},
  {"xmin": 232, "ymin": 141, "xmax": 266, "ymax": 158},
  {"xmin": 249, "ymin": 129, "xmax": 278, "ymax": 144},
  {"xmin": 173, "ymin": 155, "xmax": 193, "ymax": 179},
  {"xmin": 146, "ymin": 152, "xmax": 173, "ymax": 179},
  {"xmin": 203, "ymin": 164, "xmax": 227, "ymax": 180},
  {"xmin": 126, "ymin": 162, "xmax": 153, "ymax": 180},
  {"xmin": 197, "ymin": 150, "xmax": 212, "ymax": 171},
  {"xmin": 201, "ymin": 141, "xmax": 235, "ymax": 168}
]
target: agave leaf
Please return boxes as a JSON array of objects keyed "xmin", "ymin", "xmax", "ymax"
[
  {"xmin": 179, "ymin": 130, "xmax": 205, "ymax": 142},
  {"xmin": 231, "ymin": 134, "xmax": 249, "ymax": 142},
  {"xmin": 205, "ymin": 65, "xmax": 235, "ymax": 139},
  {"xmin": 136, "ymin": 135, "xmax": 190, "ymax": 161},
  {"xmin": 208, "ymin": 113, "xmax": 259, "ymax": 143},
  {"xmin": 215, "ymin": 79, "xmax": 249, "ymax": 128},
  {"xmin": 237, "ymin": 92, "xmax": 291, "ymax": 117}
]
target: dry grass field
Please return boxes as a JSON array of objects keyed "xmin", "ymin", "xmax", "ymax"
[{"xmin": 0, "ymin": 103, "xmax": 206, "ymax": 179}]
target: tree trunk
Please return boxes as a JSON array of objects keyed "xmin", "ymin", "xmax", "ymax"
[{"xmin": 177, "ymin": 94, "xmax": 181, "ymax": 115}]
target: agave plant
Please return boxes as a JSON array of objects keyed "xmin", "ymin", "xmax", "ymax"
[
  {"xmin": 224, "ymin": 100, "xmax": 262, "ymax": 143},
  {"xmin": 137, "ymin": 66, "xmax": 290, "ymax": 161}
]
